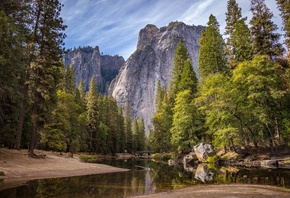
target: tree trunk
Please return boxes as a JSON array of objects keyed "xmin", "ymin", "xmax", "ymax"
[
  {"xmin": 14, "ymin": 83, "xmax": 29, "ymax": 150},
  {"xmin": 28, "ymin": 103, "xmax": 38, "ymax": 156}
]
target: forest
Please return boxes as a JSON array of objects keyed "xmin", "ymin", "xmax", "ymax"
[
  {"xmin": 149, "ymin": 0, "xmax": 290, "ymax": 154},
  {"xmin": 0, "ymin": 0, "xmax": 290, "ymax": 156},
  {"xmin": 0, "ymin": 0, "xmax": 145, "ymax": 156}
]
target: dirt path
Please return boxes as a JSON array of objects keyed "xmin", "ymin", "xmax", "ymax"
[
  {"xmin": 134, "ymin": 184, "xmax": 290, "ymax": 198},
  {"xmin": 0, "ymin": 148, "xmax": 128, "ymax": 190}
]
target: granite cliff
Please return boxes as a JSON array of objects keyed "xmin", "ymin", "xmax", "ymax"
[
  {"xmin": 110, "ymin": 22, "xmax": 205, "ymax": 134},
  {"xmin": 64, "ymin": 46, "xmax": 125, "ymax": 93}
]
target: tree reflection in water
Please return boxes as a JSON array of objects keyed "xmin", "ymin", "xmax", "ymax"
[{"xmin": 1, "ymin": 159, "xmax": 290, "ymax": 198}]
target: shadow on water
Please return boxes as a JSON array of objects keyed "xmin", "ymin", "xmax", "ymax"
[{"xmin": 1, "ymin": 159, "xmax": 290, "ymax": 198}]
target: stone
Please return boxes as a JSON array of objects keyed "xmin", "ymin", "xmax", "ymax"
[
  {"xmin": 64, "ymin": 46, "xmax": 125, "ymax": 93},
  {"xmin": 194, "ymin": 143, "xmax": 215, "ymax": 161},
  {"xmin": 109, "ymin": 22, "xmax": 205, "ymax": 134}
]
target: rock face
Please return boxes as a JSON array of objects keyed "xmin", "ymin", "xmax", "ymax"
[
  {"xmin": 109, "ymin": 22, "xmax": 204, "ymax": 134},
  {"xmin": 64, "ymin": 46, "xmax": 125, "ymax": 93},
  {"xmin": 194, "ymin": 143, "xmax": 215, "ymax": 161}
]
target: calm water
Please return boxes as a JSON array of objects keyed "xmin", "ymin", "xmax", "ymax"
[{"xmin": 1, "ymin": 159, "xmax": 290, "ymax": 198}]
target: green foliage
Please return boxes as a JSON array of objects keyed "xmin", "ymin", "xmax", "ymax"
[
  {"xmin": 198, "ymin": 14, "xmax": 227, "ymax": 78},
  {"xmin": 250, "ymin": 0, "xmax": 284, "ymax": 59},
  {"xmin": 276, "ymin": 0, "xmax": 290, "ymax": 57}
]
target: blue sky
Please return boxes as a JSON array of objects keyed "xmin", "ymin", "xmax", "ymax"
[{"xmin": 59, "ymin": 0, "xmax": 282, "ymax": 60}]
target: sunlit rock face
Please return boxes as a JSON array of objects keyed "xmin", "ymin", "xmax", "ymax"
[
  {"xmin": 110, "ymin": 22, "xmax": 205, "ymax": 134},
  {"xmin": 64, "ymin": 46, "xmax": 125, "ymax": 93}
]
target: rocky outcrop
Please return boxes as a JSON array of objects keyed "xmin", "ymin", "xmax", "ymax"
[
  {"xmin": 110, "ymin": 22, "xmax": 204, "ymax": 134},
  {"xmin": 194, "ymin": 143, "xmax": 215, "ymax": 161},
  {"xmin": 64, "ymin": 46, "xmax": 125, "ymax": 93}
]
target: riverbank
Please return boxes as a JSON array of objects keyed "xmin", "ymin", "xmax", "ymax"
[
  {"xmin": 0, "ymin": 148, "xmax": 128, "ymax": 190},
  {"xmin": 134, "ymin": 184, "xmax": 290, "ymax": 198}
]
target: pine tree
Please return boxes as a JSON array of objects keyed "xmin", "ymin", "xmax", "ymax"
[
  {"xmin": 0, "ymin": 2, "xmax": 28, "ymax": 147},
  {"xmin": 198, "ymin": 14, "xmax": 227, "ymax": 78},
  {"xmin": 169, "ymin": 40, "xmax": 190, "ymax": 99},
  {"xmin": 232, "ymin": 19, "xmax": 253, "ymax": 64},
  {"xmin": 27, "ymin": 0, "xmax": 66, "ymax": 156},
  {"xmin": 124, "ymin": 102, "xmax": 132, "ymax": 152},
  {"xmin": 137, "ymin": 118, "xmax": 146, "ymax": 151},
  {"xmin": 178, "ymin": 60, "xmax": 198, "ymax": 95},
  {"xmin": 131, "ymin": 117, "xmax": 139, "ymax": 153},
  {"xmin": 250, "ymin": 0, "xmax": 284, "ymax": 59},
  {"xmin": 276, "ymin": 0, "xmax": 290, "ymax": 58},
  {"xmin": 86, "ymin": 77, "xmax": 99, "ymax": 152},
  {"xmin": 225, "ymin": 0, "xmax": 244, "ymax": 68},
  {"xmin": 64, "ymin": 65, "xmax": 76, "ymax": 95}
]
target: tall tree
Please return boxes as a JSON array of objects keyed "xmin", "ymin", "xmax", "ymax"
[
  {"xmin": 27, "ymin": 0, "xmax": 66, "ymax": 156},
  {"xmin": 169, "ymin": 40, "xmax": 190, "ymax": 99},
  {"xmin": 0, "ymin": 2, "xmax": 28, "ymax": 147},
  {"xmin": 276, "ymin": 0, "xmax": 290, "ymax": 58},
  {"xmin": 86, "ymin": 77, "xmax": 99, "ymax": 152},
  {"xmin": 232, "ymin": 19, "xmax": 253, "ymax": 64},
  {"xmin": 225, "ymin": 0, "xmax": 244, "ymax": 68},
  {"xmin": 198, "ymin": 14, "xmax": 227, "ymax": 78},
  {"xmin": 124, "ymin": 102, "xmax": 132, "ymax": 152},
  {"xmin": 250, "ymin": 0, "xmax": 284, "ymax": 59}
]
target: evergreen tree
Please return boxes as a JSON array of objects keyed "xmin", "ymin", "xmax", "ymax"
[
  {"xmin": 250, "ymin": 0, "xmax": 284, "ymax": 59},
  {"xmin": 137, "ymin": 118, "xmax": 146, "ymax": 151},
  {"xmin": 276, "ymin": 0, "xmax": 290, "ymax": 58},
  {"xmin": 171, "ymin": 90, "xmax": 197, "ymax": 152},
  {"xmin": 169, "ymin": 40, "xmax": 190, "ymax": 99},
  {"xmin": 232, "ymin": 19, "xmax": 253, "ymax": 64},
  {"xmin": 131, "ymin": 117, "xmax": 139, "ymax": 153},
  {"xmin": 86, "ymin": 77, "xmax": 99, "ymax": 152},
  {"xmin": 0, "ymin": 3, "xmax": 27, "ymax": 147},
  {"xmin": 124, "ymin": 102, "xmax": 132, "ymax": 152},
  {"xmin": 27, "ymin": 0, "xmax": 66, "ymax": 156},
  {"xmin": 198, "ymin": 14, "xmax": 227, "ymax": 78},
  {"xmin": 225, "ymin": 0, "xmax": 244, "ymax": 68},
  {"xmin": 151, "ymin": 86, "xmax": 172, "ymax": 152},
  {"xmin": 178, "ymin": 60, "xmax": 198, "ymax": 94},
  {"xmin": 64, "ymin": 65, "xmax": 76, "ymax": 95}
]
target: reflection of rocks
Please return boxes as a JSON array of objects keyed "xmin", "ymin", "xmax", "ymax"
[
  {"xmin": 194, "ymin": 164, "xmax": 215, "ymax": 182},
  {"xmin": 168, "ymin": 159, "xmax": 176, "ymax": 166},
  {"xmin": 194, "ymin": 143, "xmax": 215, "ymax": 161}
]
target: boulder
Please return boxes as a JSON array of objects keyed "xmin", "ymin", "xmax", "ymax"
[{"xmin": 194, "ymin": 143, "xmax": 215, "ymax": 161}]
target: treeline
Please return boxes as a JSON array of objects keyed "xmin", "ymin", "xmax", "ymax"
[
  {"xmin": 0, "ymin": 0, "xmax": 145, "ymax": 156},
  {"xmin": 150, "ymin": 0, "xmax": 290, "ymax": 153}
]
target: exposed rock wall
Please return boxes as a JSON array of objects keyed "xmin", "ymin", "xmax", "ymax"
[
  {"xmin": 110, "ymin": 22, "xmax": 205, "ymax": 134},
  {"xmin": 64, "ymin": 46, "xmax": 125, "ymax": 93}
]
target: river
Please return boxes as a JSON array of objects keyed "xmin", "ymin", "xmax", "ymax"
[{"xmin": 1, "ymin": 159, "xmax": 290, "ymax": 197}]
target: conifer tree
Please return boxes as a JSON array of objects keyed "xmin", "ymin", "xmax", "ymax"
[
  {"xmin": 86, "ymin": 77, "xmax": 99, "ymax": 152},
  {"xmin": 169, "ymin": 40, "xmax": 190, "ymax": 99},
  {"xmin": 232, "ymin": 19, "xmax": 253, "ymax": 63},
  {"xmin": 276, "ymin": 0, "xmax": 290, "ymax": 58},
  {"xmin": 131, "ymin": 117, "xmax": 139, "ymax": 153},
  {"xmin": 178, "ymin": 60, "xmax": 198, "ymax": 95},
  {"xmin": 124, "ymin": 102, "xmax": 132, "ymax": 152},
  {"xmin": 225, "ymin": 0, "xmax": 244, "ymax": 68},
  {"xmin": 27, "ymin": 0, "xmax": 66, "ymax": 156},
  {"xmin": 137, "ymin": 118, "xmax": 146, "ymax": 151},
  {"xmin": 250, "ymin": 0, "xmax": 284, "ymax": 59},
  {"xmin": 198, "ymin": 14, "xmax": 227, "ymax": 78}
]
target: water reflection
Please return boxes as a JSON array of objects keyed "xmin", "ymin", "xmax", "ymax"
[{"xmin": 1, "ymin": 159, "xmax": 290, "ymax": 198}]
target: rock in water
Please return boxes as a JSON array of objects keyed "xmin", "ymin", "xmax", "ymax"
[
  {"xmin": 194, "ymin": 143, "xmax": 215, "ymax": 161},
  {"xmin": 109, "ymin": 22, "xmax": 204, "ymax": 134}
]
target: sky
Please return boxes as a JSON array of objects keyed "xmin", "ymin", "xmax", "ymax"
[{"xmin": 59, "ymin": 0, "xmax": 283, "ymax": 60}]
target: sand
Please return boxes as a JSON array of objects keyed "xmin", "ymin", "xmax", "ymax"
[{"xmin": 0, "ymin": 148, "xmax": 128, "ymax": 190}]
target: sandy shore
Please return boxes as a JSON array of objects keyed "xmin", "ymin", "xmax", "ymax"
[
  {"xmin": 0, "ymin": 148, "xmax": 128, "ymax": 190},
  {"xmin": 133, "ymin": 184, "xmax": 290, "ymax": 198}
]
